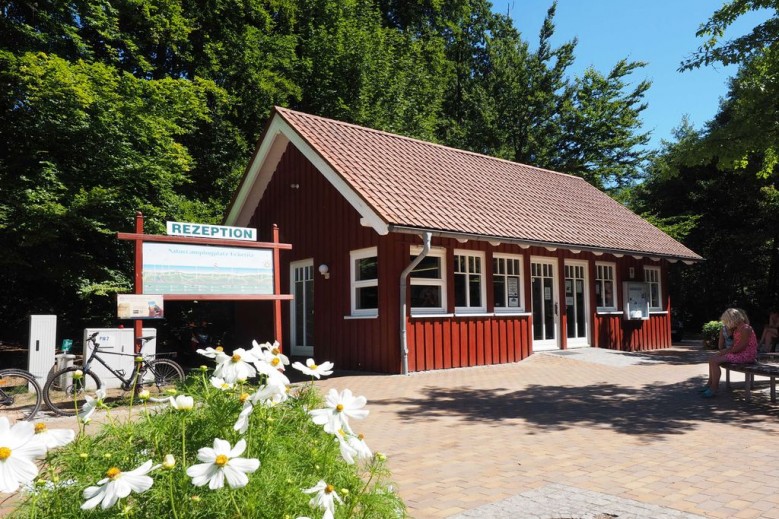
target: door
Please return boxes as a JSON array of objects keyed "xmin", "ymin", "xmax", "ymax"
[
  {"xmin": 531, "ymin": 258, "xmax": 559, "ymax": 351},
  {"xmin": 290, "ymin": 260, "xmax": 314, "ymax": 357},
  {"xmin": 564, "ymin": 261, "xmax": 589, "ymax": 348}
]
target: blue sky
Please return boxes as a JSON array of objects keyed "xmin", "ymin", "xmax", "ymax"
[{"xmin": 492, "ymin": 0, "xmax": 771, "ymax": 150}]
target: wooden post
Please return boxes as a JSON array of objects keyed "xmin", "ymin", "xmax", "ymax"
[
  {"xmin": 273, "ymin": 224, "xmax": 283, "ymax": 350},
  {"xmin": 134, "ymin": 212, "xmax": 144, "ymax": 353}
]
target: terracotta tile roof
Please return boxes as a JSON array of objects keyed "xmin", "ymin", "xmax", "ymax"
[{"xmin": 274, "ymin": 107, "xmax": 702, "ymax": 261}]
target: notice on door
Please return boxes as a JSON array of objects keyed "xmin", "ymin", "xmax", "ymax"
[{"xmin": 508, "ymin": 278, "xmax": 519, "ymax": 307}]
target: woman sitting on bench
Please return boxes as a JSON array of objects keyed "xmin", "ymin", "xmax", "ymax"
[
  {"xmin": 758, "ymin": 309, "xmax": 779, "ymax": 353},
  {"xmin": 701, "ymin": 308, "xmax": 758, "ymax": 398}
]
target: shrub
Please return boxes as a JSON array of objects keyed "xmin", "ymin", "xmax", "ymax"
[
  {"xmin": 7, "ymin": 342, "xmax": 406, "ymax": 518},
  {"xmin": 701, "ymin": 321, "xmax": 723, "ymax": 349}
]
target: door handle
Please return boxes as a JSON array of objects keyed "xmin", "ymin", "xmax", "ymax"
[{"xmin": 555, "ymin": 302, "xmax": 559, "ymax": 316}]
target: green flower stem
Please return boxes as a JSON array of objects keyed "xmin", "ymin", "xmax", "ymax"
[
  {"xmin": 168, "ymin": 472, "xmax": 180, "ymax": 519},
  {"xmin": 229, "ymin": 490, "xmax": 241, "ymax": 516},
  {"xmin": 181, "ymin": 419, "xmax": 187, "ymax": 463}
]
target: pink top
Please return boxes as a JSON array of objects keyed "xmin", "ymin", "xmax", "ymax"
[{"xmin": 724, "ymin": 324, "xmax": 758, "ymax": 364}]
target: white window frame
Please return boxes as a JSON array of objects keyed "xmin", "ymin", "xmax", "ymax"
[
  {"xmin": 595, "ymin": 262, "xmax": 618, "ymax": 311},
  {"xmin": 453, "ymin": 249, "xmax": 487, "ymax": 313},
  {"xmin": 644, "ymin": 266, "xmax": 662, "ymax": 311},
  {"xmin": 493, "ymin": 253, "xmax": 525, "ymax": 312},
  {"xmin": 350, "ymin": 247, "xmax": 378, "ymax": 317},
  {"xmin": 410, "ymin": 246, "xmax": 447, "ymax": 314}
]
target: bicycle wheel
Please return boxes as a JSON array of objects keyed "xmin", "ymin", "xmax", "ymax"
[
  {"xmin": 0, "ymin": 369, "xmax": 42, "ymax": 421},
  {"xmin": 43, "ymin": 367, "xmax": 102, "ymax": 416},
  {"xmin": 141, "ymin": 359, "xmax": 185, "ymax": 395}
]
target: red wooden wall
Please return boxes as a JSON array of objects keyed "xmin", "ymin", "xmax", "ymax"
[{"xmin": 240, "ymin": 143, "xmax": 673, "ymax": 374}]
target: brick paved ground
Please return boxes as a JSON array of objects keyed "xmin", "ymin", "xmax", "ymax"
[
  {"xmin": 311, "ymin": 344, "xmax": 779, "ymax": 519},
  {"xmin": 3, "ymin": 343, "xmax": 778, "ymax": 518}
]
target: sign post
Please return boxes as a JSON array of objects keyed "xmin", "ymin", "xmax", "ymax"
[{"xmin": 118, "ymin": 213, "xmax": 292, "ymax": 353}]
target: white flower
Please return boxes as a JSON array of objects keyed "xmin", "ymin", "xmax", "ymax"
[
  {"xmin": 79, "ymin": 388, "xmax": 107, "ymax": 422},
  {"xmin": 169, "ymin": 395, "xmax": 194, "ymax": 411},
  {"xmin": 213, "ymin": 348, "xmax": 257, "ymax": 384},
  {"xmin": 302, "ymin": 480, "xmax": 342, "ymax": 518},
  {"xmin": 336, "ymin": 433, "xmax": 359, "ymax": 465},
  {"xmin": 335, "ymin": 429, "xmax": 371, "ymax": 465},
  {"xmin": 196, "ymin": 346, "xmax": 224, "ymax": 359},
  {"xmin": 186, "ymin": 438, "xmax": 260, "ymax": 490},
  {"xmin": 233, "ymin": 401, "xmax": 254, "ymax": 434},
  {"xmin": 0, "ymin": 417, "xmax": 46, "ymax": 493},
  {"xmin": 291, "ymin": 358, "xmax": 334, "ymax": 379},
  {"xmin": 81, "ymin": 460, "xmax": 156, "ymax": 510},
  {"xmin": 347, "ymin": 433, "xmax": 372, "ymax": 461},
  {"xmin": 253, "ymin": 340, "xmax": 289, "ymax": 370},
  {"xmin": 210, "ymin": 377, "xmax": 234, "ymax": 391},
  {"xmin": 33, "ymin": 422, "xmax": 75, "ymax": 450},
  {"xmin": 309, "ymin": 388, "xmax": 368, "ymax": 434}
]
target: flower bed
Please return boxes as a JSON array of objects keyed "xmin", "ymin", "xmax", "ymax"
[{"xmin": 3, "ymin": 341, "xmax": 405, "ymax": 518}]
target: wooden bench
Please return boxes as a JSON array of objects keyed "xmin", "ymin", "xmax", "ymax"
[{"xmin": 722, "ymin": 358, "xmax": 779, "ymax": 402}]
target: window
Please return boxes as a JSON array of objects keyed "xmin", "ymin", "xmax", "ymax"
[
  {"xmin": 493, "ymin": 254, "xmax": 524, "ymax": 311},
  {"xmin": 350, "ymin": 248, "xmax": 378, "ymax": 316},
  {"xmin": 595, "ymin": 262, "xmax": 617, "ymax": 310},
  {"xmin": 454, "ymin": 250, "xmax": 486, "ymax": 312},
  {"xmin": 410, "ymin": 247, "xmax": 446, "ymax": 313},
  {"xmin": 644, "ymin": 266, "xmax": 662, "ymax": 310}
]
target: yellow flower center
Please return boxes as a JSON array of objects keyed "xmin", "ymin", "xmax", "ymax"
[
  {"xmin": 34, "ymin": 423, "xmax": 47, "ymax": 434},
  {"xmin": 231, "ymin": 354, "xmax": 241, "ymax": 363},
  {"xmin": 215, "ymin": 454, "xmax": 229, "ymax": 467},
  {"xmin": 215, "ymin": 346, "xmax": 223, "ymax": 352},
  {"xmin": 106, "ymin": 467, "xmax": 122, "ymax": 479},
  {"xmin": 239, "ymin": 392, "xmax": 250, "ymax": 403},
  {"xmin": 221, "ymin": 383, "xmax": 230, "ymax": 389},
  {"xmin": 335, "ymin": 404, "xmax": 344, "ymax": 412},
  {"xmin": 0, "ymin": 447, "xmax": 11, "ymax": 461},
  {"xmin": 271, "ymin": 358, "xmax": 280, "ymax": 366},
  {"xmin": 310, "ymin": 363, "xmax": 318, "ymax": 370},
  {"xmin": 358, "ymin": 433, "xmax": 365, "ymax": 440},
  {"xmin": 271, "ymin": 348, "xmax": 280, "ymax": 355},
  {"xmin": 325, "ymin": 484, "xmax": 335, "ymax": 494}
]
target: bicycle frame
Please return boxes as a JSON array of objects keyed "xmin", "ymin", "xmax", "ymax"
[{"xmin": 81, "ymin": 336, "xmax": 155, "ymax": 392}]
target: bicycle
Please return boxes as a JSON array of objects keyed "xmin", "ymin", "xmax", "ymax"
[
  {"xmin": 43, "ymin": 332, "xmax": 186, "ymax": 416},
  {"xmin": 0, "ymin": 368, "xmax": 42, "ymax": 421}
]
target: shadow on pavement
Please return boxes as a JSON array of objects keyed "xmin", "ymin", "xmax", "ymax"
[{"xmin": 371, "ymin": 377, "xmax": 777, "ymax": 439}]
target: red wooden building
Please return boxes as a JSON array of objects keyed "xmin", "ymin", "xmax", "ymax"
[{"xmin": 225, "ymin": 107, "xmax": 702, "ymax": 374}]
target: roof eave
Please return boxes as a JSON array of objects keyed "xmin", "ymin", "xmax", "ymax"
[{"xmin": 387, "ymin": 225, "xmax": 704, "ymax": 264}]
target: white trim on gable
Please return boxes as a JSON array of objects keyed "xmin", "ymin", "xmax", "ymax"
[{"xmin": 225, "ymin": 113, "xmax": 389, "ymax": 235}]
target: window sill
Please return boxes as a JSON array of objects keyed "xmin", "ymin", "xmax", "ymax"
[
  {"xmin": 493, "ymin": 311, "xmax": 531, "ymax": 317},
  {"xmin": 344, "ymin": 314, "xmax": 378, "ymax": 320},
  {"xmin": 649, "ymin": 310, "xmax": 667, "ymax": 314},
  {"xmin": 596, "ymin": 310, "xmax": 623, "ymax": 315},
  {"xmin": 410, "ymin": 313, "xmax": 454, "ymax": 319},
  {"xmin": 454, "ymin": 311, "xmax": 491, "ymax": 318}
]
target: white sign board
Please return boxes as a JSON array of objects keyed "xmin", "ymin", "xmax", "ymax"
[
  {"xmin": 166, "ymin": 221, "xmax": 256, "ymax": 241},
  {"xmin": 117, "ymin": 294, "xmax": 164, "ymax": 319}
]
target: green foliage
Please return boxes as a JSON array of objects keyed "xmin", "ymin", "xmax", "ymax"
[
  {"xmin": 702, "ymin": 320, "xmax": 724, "ymax": 349},
  {"xmin": 680, "ymin": 0, "xmax": 779, "ymax": 70},
  {"xmin": 10, "ymin": 375, "xmax": 405, "ymax": 518}
]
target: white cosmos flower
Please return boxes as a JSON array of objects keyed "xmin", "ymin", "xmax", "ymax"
[
  {"xmin": 169, "ymin": 395, "xmax": 194, "ymax": 411},
  {"xmin": 291, "ymin": 358, "xmax": 334, "ymax": 379},
  {"xmin": 0, "ymin": 417, "xmax": 46, "ymax": 493},
  {"xmin": 79, "ymin": 388, "xmax": 107, "ymax": 422},
  {"xmin": 302, "ymin": 480, "xmax": 342, "ymax": 518},
  {"xmin": 81, "ymin": 460, "xmax": 156, "ymax": 510},
  {"xmin": 186, "ymin": 438, "xmax": 260, "ymax": 490},
  {"xmin": 213, "ymin": 348, "xmax": 257, "ymax": 384},
  {"xmin": 233, "ymin": 401, "xmax": 254, "ymax": 434},
  {"xmin": 33, "ymin": 422, "xmax": 75, "ymax": 450},
  {"xmin": 347, "ymin": 433, "xmax": 372, "ymax": 461},
  {"xmin": 257, "ymin": 341, "xmax": 289, "ymax": 370},
  {"xmin": 309, "ymin": 388, "xmax": 368, "ymax": 434},
  {"xmin": 210, "ymin": 377, "xmax": 234, "ymax": 391},
  {"xmin": 196, "ymin": 346, "xmax": 224, "ymax": 359}
]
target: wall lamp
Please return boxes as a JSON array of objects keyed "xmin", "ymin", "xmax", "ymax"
[{"xmin": 318, "ymin": 264, "xmax": 330, "ymax": 279}]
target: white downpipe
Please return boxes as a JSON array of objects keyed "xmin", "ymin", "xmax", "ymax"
[{"xmin": 400, "ymin": 232, "xmax": 432, "ymax": 375}]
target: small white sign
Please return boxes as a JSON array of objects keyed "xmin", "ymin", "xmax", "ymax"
[
  {"xmin": 118, "ymin": 294, "xmax": 164, "ymax": 319},
  {"xmin": 166, "ymin": 221, "xmax": 256, "ymax": 241}
]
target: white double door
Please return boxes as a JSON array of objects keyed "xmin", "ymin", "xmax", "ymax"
[{"xmin": 531, "ymin": 258, "xmax": 590, "ymax": 351}]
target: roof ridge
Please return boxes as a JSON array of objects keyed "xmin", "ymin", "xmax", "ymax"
[{"xmin": 273, "ymin": 106, "xmax": 582, "ymax": 182}]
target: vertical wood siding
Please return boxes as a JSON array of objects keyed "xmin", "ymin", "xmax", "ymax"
[{"xmin": 240, "ymin": 145, "xmax": 673, "ymax": 373}]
